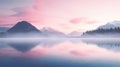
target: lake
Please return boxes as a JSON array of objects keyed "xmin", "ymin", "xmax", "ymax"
[{"xmin": 0, "ymin": 38, "xmax": 120, "ymax": 67}]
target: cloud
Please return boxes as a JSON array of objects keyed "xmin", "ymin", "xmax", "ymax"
[
  {"xmin": 70, "ymin": 17, "xmax": 98, "ymax": 24},
  {"xmin": 11, "ymin": 4, "xmax": 45, "ymax": 24},
  {"xmin": 34, "ymin": 0, "xmax": 41, "ymax": 10},
  {"xmin": 0, "ymin": 0, "xmax": 101, "ymax": 33},
  {"xmin": 0, "ymin": 24, "xmax": 14, "ymax": 27},
  {"xmin": 0, "ymin": 14, "xmax": 18, "ymax": 25},
  {"xmin": 0, "ymin": 0, "xmax": 47, "ymax": 30},
  {"xmin": 1, "ymin": 0, "xmax": 42, "ymax": 24}
]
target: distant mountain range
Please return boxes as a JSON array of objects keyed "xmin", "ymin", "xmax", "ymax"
[
  {"xmin": 82, "ymin": 21, "xmax": 120, "ymax": 38},
  {"xmin": 1, "ymin": 20, "xmax": 120, "ymax": 38},
  {"xmin": 40, "ymin": 27, "xmax": 66, "ymax": 37},
  {"xmin": 0, "ymin": 21, "xmax": 67, "ymax": 37},
  {"xmin": 68, "ymin": 31, "xmax": 82, "ymax": 37}
]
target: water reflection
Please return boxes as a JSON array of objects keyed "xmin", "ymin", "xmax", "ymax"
[
  {"xmin": 8, "ymin": 41, "xmax": 40, "ymax": 52},
  {"xmin": 82, "ymin": 39, "xmax": 120, "ymax": 51},
  {"xmin": 0, "ymin": 38, "xmax": 120, "ymax": 67}
]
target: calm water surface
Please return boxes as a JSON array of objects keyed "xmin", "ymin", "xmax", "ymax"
[{"xmin": 0, "ymin": 38, "xmax": 120, "ymax": 67}]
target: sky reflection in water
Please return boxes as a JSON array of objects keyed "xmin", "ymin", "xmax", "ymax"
[{"xmin": 0, "ymin": 38, "xmax": 120, "ymax": 67}]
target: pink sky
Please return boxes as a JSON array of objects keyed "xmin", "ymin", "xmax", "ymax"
[{"xmin": 1, "ymin": 0, "xmax": 120, "ymax": 33}]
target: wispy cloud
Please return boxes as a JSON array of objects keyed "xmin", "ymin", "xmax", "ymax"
[
  {"xmin": 0, "ymin": 24, "xmax": 14, "ymax": 27},
  {"xmin": 70, "ymin": 17, "xmax": 98, "ymax": 24}
]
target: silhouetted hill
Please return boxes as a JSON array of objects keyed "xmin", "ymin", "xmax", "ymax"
[{"xmin": 7, "ymin": 21, "xmax": 40, "ymax": 33}]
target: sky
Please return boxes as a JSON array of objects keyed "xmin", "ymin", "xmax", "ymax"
[{"xmin": 0, "ymin": 0, "xmax": 120, "ymax": 33}]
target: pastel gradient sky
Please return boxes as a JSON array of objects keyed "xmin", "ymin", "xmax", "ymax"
[{"xmin": 0, "ymin": 0, "xmax": 120, "ymax": 33}]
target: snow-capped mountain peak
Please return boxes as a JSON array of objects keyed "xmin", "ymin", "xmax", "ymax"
[{"xmin": 98, "ymin": 20, "xmax": 120, "ymax": 29}]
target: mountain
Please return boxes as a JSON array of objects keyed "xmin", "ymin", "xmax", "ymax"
[
  {"xmin": 98, "ymin": 21, "xmax": 120, "ymax": 29},
  {"xmin": 40, "ymin": 27, "xmax": 66, "ymax": 37},
  {"xmin": 4, "ymin": 21, "xmax": 41, "ymax": 37},
  {"xmin": 3, "ymin": 21, "xmax": 66, "ymax": 37},
  {"xmin": 81, "ymin": 20, "xmax": 120, "ymax": 38},
  {"xmin": 7, "ymin": 21, "xmax": 40, "ymax": 33},
  {"xmin": 68, "ymin": 31, "xmax": 82, "ymax": 37}
]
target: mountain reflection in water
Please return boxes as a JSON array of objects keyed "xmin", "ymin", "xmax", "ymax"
[{"xmin": 0, "ymin": 38, "xmax": 120, "ymax": 67}]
